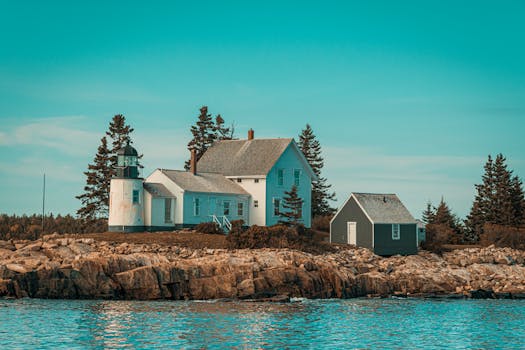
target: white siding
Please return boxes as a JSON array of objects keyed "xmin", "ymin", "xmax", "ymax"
[
  {"xmin": 108, "ymin": 178, "xmax": 145, "ymax": 227},
  {"xmin": 145, "ymin": 170, "xmax": 184, "ymax": 224},
  {"xmin": 226, "ymin": 176, "xmax": 266, "ymax": 226}
]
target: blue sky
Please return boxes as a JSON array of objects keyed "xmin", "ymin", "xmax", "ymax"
[{"xmin": 1, "ymin": 1, "xmax": 524, "ymax": 219}]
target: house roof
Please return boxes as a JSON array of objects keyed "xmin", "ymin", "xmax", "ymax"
[
  {"xmin": 160, "ymin": 169, "xmax": 248, "ymax": 195},
  {"xmin": 197, "ymin": 138, "xmax": 294, "ymax": 176},
  {"xmin": 353, "ymin": 193, "xmax": 416, "ymax": 224},
  {"xmin": 143, "ymin": 183, "xmax": 173, "ymax": 197}
]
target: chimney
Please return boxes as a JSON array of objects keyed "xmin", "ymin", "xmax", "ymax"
[
  {"xmin": 248, "ymin": 128, "xmax": 254, "ymax": 140},
  {"xmin": 190, "ymin": 149, "xmax": 197, "ymax": 175}
]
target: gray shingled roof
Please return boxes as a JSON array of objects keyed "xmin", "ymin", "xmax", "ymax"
[
  {"xmin": 160, "ymin": 169, "xmax": 248, "ymax": 195},
  {"xmin": 353, "ymin": 193, "xmax": 416, "ymax": 224},
  {"xmin": 143, "ymin": 183, "xmax": 173, "ymax": 197},
  {"xmin": 197, "ymin": 138, "xmax": 293, "ymax": 176}
]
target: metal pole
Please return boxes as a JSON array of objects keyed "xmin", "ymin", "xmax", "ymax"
[{"xmin": 42, "ymin": 173, "xmax": 45, "ymax": 237}]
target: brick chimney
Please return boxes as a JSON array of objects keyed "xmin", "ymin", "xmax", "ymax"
[
  {"xmin": 248, "ymin": 128, "xmax": 254, "ymax": 140},
  {"xmin": 190, "ymin": 149, "xmax": 197, "ymax": 175}
]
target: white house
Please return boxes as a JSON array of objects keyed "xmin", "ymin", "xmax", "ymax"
[{"xmin": 108, "ymin": 130, "xmax": 316, "ymax": 232}]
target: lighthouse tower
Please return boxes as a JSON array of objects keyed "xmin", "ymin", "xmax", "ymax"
[{"xmin": 108, "ymin": 142, "xmax": 144, "ymax": 232}]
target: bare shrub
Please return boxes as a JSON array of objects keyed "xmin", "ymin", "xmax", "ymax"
[
  {"xmin": 312, "ymin": 215, "xmax": 332, "ymax": 232},
  {"xmin": 194, "ymin": 222, "xmax": 223, "ymax": 235},
  {"xmin": 480, "ymin": 223, "xmax": 525, "ymax": 250}
]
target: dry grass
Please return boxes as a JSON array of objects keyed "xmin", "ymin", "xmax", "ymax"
[{"xmin": 69, "ymin": 231, "xmax": 228, "ymax": 249}]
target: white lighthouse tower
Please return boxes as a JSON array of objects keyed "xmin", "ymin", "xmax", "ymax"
[{"xmin": 108, "ymin": 142, "xmax": 144, "ymax": 232}]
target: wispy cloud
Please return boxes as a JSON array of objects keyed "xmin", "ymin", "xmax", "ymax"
[{"xmin": 0, "ymin": 116, "xmax": 100, "ymax": 156}]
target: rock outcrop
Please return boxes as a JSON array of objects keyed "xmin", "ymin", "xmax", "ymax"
[{"xmin": 1, "ymin": 235, "xmax": 525, "ymax": 300}]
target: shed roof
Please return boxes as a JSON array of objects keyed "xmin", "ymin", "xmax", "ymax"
[
  {"xmin": 353, "ymin": 193, "xmax": 416, "ymax": 224},
  {"xmin": 160, "ymin": 169, "xmax": 248, "ymax": 195},
  {"xmin": 143, "ymin": 183, "xmax": 173, "ymax": 197},
  {"xmin": 197, "ymin": 138, "xmax": 294, "ymax": 176}
]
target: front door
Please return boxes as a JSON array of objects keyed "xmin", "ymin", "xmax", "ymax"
[
  {"xmin": 209, "ymin": 197, "xmax": 216, "ymax": 216},
  {"xmin": 347, "ymin": 222, "xmax": 357, "ymax": 245}
]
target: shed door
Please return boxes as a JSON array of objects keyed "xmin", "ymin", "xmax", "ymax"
[{"xmin": 347, "ymin": 222, "xmax": 357, "ymax": 245}]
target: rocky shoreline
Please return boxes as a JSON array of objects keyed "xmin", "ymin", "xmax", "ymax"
[{"xmin": 1, "ymin": 234, "xmax": 525, "ymax": 300}]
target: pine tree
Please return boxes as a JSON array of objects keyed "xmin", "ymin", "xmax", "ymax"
[
  {"xmin": 215, "ymin": 114, "xmax": 234, "ymax": 140},
  {"xmin": 510, "ymin": 175, "xmax": 525, "ymax": 226},
  {"xmin": 492, "ymin": 154, "xmax": 515, "ymax": 226},
  {"xmin": 76, "ymin": 137, "xmax": 112, "ymax": 219},
  {"xmin": 77, "ymin": 114, "xmax": 138, "ymax": 219},
  {"xmin": 298, "ymin": 124, "xmax": 336, "ymax": 217},
  {"xmin": 278, "ymin": 185, "xmax": 304, "ymax": 226},
  {"xmin": 185, "ymin": 106, "xmax": 218, "ymax": 170},
  {"xmin": 466, "ymin": 155, "xmax": 495, "ymax": 241},
  {"xmin": 421, "ymin": 201, "xmax": 435, "ymax": 224},
  {"xmin": 105, "ymin": 114, "xmax": 139, "ymax": 173},
  {"xmin": 466, "ymin": 153, "xmax": 525, "ymax": 241}
]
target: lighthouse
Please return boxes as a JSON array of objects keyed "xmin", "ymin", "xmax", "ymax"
[{"xmin": 108, "ymin": 142, "xmax": 144, "ymax": 232}]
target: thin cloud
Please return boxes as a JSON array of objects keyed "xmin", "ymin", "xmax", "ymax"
[{"xmin": 1, "ymin": 116, "xmax": 100, "ymax": 156}]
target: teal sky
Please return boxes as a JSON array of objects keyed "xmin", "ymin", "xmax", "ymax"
[{"xmin": 1, "ymin": 1, "xmax": 524, "ymax": 219}]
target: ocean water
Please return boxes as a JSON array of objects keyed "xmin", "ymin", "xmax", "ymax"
[{"xmin": 1, "ymin": 298, "xmax": 524, "ymax": 349}]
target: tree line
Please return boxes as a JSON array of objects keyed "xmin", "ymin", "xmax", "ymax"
[{"xmin": 422, "ymin": 153, "xmax": 525, "ymax": 249}]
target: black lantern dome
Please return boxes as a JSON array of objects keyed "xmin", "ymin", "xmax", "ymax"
[{"xmin": 116, "ymin": 142, "xmax": 139, "ymax": 178}]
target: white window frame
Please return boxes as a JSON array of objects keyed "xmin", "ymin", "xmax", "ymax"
[
  {"xmin": 277, "ymin": 169, "xmax": 284, "ymax": 186},
  {"xmin": 237, "ymin": 202, "xmax": 244, "ymax": 216},
  {"xmin": 254, "ymin": 200, "xmax": 259, "ymax": 208},
  {"xmin": 193, "ymin": 198, "xmax": 200, "ymax": 216},
  {"xmin": 273, "ymin": 198, "xmax": 281, "ymax": 216},
  {"xmin": 236, "ymin": 178, "xmax": 242, "ymax": 183},
  {"xmin": 223, "ymin": 201, "xmax": 230, "ymax": 216},
  {"xmin": 254, "ymin": 179, "xmax": 259, "ymax": 183},
  {"xmin": 293, "ymin": 169, "xmax": 301, "ymax": 187},
  {"xmin": 392, "ymin": 224, "xmax": 400, "ymax": 240}
]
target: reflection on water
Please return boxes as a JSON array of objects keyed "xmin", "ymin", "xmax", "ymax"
[{"xmin": 1, "ymin": 298, "xmax": 524, "ymax": 349}]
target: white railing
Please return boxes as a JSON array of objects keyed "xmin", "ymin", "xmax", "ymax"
[
  {"xmin": 209, "ymin": 215, "xmax": 232, "ymax": 232},
  {"xmin": 222, "ymin": 216, "xmax": 232, "ymax": 231}
]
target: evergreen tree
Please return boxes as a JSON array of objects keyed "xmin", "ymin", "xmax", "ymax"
[
  {"xmin": 76, "ymin": 137, "xmax": 112, "ymax": 219},
  {"xmin": 185, "ymin": 106, "xmax": 218, "ymax": 170},
  {"xmin": 421, "ymin": 201, "xmax": 435, "ymax": 224},
  {"xmin": 493, "ymin": 154, "xmax": 514, "ymax": 226},
  {"xmin": 106, "ymin": 114, "xmax": 139, "ymax": 172},
  {"xmin": 510, "ymin": 175, "xmax": 525, "ymax": 226},
  {"xmin": 77, "ymin": 114, "xmax": 138, "ymax": 219},
  {"xmin": 278, "ymin": 185, "xmax": 304, "ymax": 226},
  {"xmin": 298, "ymin": 124, "xmax": 336, "ymax": 217},
  {"xmin": 215, "ymin": 114, "xmax": 234, "ymax": 140},
  {"xmin": 466, "ymin": 153, "xmax": 525, "ymax": 241}
]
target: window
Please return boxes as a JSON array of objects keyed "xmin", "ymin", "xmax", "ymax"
[
  {"xmin": 132, "ymin": 190, "xmax": 140, "ymax": 204},
  {"xmin": 223, "ymin": 201, "xmax": 230, "ymax": 216},
  {"xmin": 254, "ymin": 179, "xmax": 259, "ymax": 183},
  {"xmin": 164, "ymin": 198, "xmax": 172, "ymax": 223},
  {"xmin": 237, "ymin": 178, "xmax": 242, "ymax": 183},
  {"xmin": 194, "ymin": 198, "xmax": 200, "ymax": 216},
  {"xmin": 277, "ymin": 169, "xmax": 284, "ymax": 186},
  {"xmin": 273, "ymin": 198, "xmax": 281, "ymax": 216},
  {"xmin": 237, "ymin": 202, "xmax": 244, "ymax": 216},
  {"xmin": 294, "ymin": 169, "xmax": 301, "ymax": 187},
  {"xmin": 392, "ymin": 224, "xmax": 400, "ymax": 240},
  {"xmin": 254, "ymin": 200, "xmax": 259, "ymax": 208}
]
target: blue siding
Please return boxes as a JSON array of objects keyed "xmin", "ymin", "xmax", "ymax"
[
  {"xmin": 265, "ymin": 144, "xmax": 312, "ymax": 227},
  {"xmin": 182, "ymin": 192, "xmax": 250, "ymax": 225}
]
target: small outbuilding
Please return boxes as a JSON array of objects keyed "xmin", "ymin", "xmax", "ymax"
[{"xmin": 330, "ymin": 193, "xmax": 418, "ymax": 256}]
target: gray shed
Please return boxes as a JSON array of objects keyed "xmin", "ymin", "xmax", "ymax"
[{"xmin": 330, "ymin": 193, "xmax": 418, "ymax": 256}]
